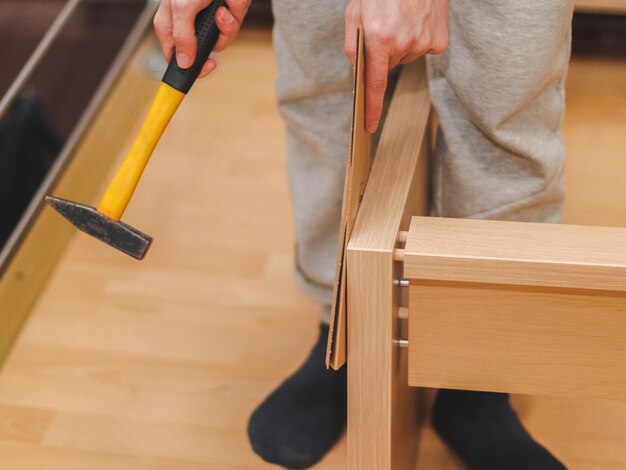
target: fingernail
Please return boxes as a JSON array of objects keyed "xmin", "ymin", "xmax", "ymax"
[
  {"xmin": 221, "ymin": 9, "xmax": 233, "ymax": 23},
  {"xmin": 368, "ymin": 120, "xmax": 379, "ymax": 133},
  {"xmin": 177, "ymin": 52, "xmax": 191, "ymax": 68}
]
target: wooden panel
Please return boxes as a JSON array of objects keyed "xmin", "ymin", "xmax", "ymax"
[
  {"xmin": 0, "ymin": 7, "xmax": 158, "ymax": 365},
  {"xmin": 327, "ymin": 28, "xmax": 371, "ymax": 369},
  {"xmin": 408, "ymin": 283, "xmax": 626, "ymax": 401},
  {"xmin": 346, "ymin": 58, "xmax": 431, "ymax": 470},
  {"xmin": 404, "ymin": 216, "xmax": 626, "ymax": 292},
  {"xmin": 576, "ymin": 0, "xmax": 626, "ymax": 13}
]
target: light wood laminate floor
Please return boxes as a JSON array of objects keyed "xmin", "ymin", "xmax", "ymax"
[{"xmin": 0, "ymin": 33, "xmax": 624, "ymax": 469}]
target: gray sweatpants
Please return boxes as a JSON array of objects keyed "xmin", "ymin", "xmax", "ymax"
[{"xmin": 272, "ymin": 0, "xmax": 575, "ymax": 314}]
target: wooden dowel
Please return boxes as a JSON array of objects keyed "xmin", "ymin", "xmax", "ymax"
[
  {"xmin": 398, "ymin": 307, "xmax": 409, "ymax": 320},
  {"xmin": 393, "ymin": 248, "xmax": 405, "ymax": 262}
]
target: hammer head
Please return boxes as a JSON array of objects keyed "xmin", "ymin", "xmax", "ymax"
[{"xmin": 45, "ymin": 196, "xmax": 152, "ymax": 260}]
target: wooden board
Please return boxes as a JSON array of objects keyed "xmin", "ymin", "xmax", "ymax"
[
  {"xmin": 346, "ymin": 58, "xmax": 431, "ymax": 470},
  {"xmin": 405, "ymin": 216, "xmax": 626, "ymax": 401},
  {"xmin": 576, "ymin": 0, "xmax": 626, "ymax": 13},
  {"xmin": 403, "ymin": 216, "xmax": 626, "ymax": 292},
  {"xmin": 0, "ymin": 5, "xmax": 157, "ymax": 366},
  {"xmin": 408, "ymin": 282, "xmax": 626, "ymax": 401},
  {"xmin": 326, "ymin": 28, "xmax": 371, "ymax": 369}
]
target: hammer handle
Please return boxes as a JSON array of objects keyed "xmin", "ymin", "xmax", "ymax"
[
  {"xmin": 162, "ymin": 0, "xmax": 226, "ymax": 94},
  {"xmin": 97, "ymin": 83, "xmax": 184, "ymax": 220},
  {"xmin": 97, "ymin": 1, "xmax": 225, "ymax": 220}
]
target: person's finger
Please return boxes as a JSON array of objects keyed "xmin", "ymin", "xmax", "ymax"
[
  {"xmin": 171, "ymin": 0, "xmax": 211, "ymax": 68},
  {"xmin": 343, "ymin": 1, "xmax": 360, "ymax": 66},
  {"xmin": 199, "ymin": 58, "xmax": 218, "ymax": 77},
  {"xmin": 428, "ymin": 1, "xmax": 449, "ymax": 55},
  {"xmin": 364, "ymin": 45, "xmax": 389, "ymax": 133},
  {"xmin": 153, "ymin": 0, "xmax": 175, "ymax": 62},
  {"xmin": 213, "ymin": 6, "xmax": 241, "ymax": 52},
  {"xmin": 224, "ymin": 0, "xmax": 249, "ymax": 24},
  {"xmin": 397, "ymin": 46, "xmax": 423, "ymax": 65},
  {"xmin": 398, "ymin": 55, "xmax": 416, "ymax": 65},
  {"xmin": 213, "ymin": 0, "xmax": 249, "ymax": 51}
]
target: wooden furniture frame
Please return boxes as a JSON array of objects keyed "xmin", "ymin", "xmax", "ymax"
[
  {"xmin": 346, "ymin": 58, "xmax": 431, "ymax": 469},
  {"xmin": 405, "ymin": 217, "xmax": 626, "ymax": 401},
  {"xmin": 346, "ymin": 59, "xmax": 626, "ymax": 469}
]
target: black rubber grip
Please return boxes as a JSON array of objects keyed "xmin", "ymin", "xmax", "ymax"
[{"xmin": 161, "ymin": 0, "xmax": 226, "ymax": 94}]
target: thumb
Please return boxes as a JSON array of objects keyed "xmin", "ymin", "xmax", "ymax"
[
  {"xmin": 171, "ymin": 0, "xmax": 212, "ymax": 68},
  {"xmin": 344, "ymin": 1, "xmax": 360, "ymax": 66}
]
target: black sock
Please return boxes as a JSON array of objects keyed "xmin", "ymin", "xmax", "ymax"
[
  {"xmin": 432, "ymin": 389, "xmax": 567, "ymax": 470},
  {"xmin": 247, "ymin": 324, "xmax": 346, "ymax": 469}
]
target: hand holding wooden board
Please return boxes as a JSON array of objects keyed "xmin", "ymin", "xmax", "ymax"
[{"xmin": 326, "ymin": 29, "xmax": 371, "ymax": 369}]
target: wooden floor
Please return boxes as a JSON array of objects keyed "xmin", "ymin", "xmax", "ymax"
[{"xmin": 0, "ymin": 33, "xmax": 624, "ymax": 469}]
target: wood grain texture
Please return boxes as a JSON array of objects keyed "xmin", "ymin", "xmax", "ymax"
[
  {"xmin": 561, "ymin": 57, "xmax": 626, "ymax": 228},
  {"xmin": 404, "ymin": 216, "xmax": 626, "ymax": 292},
  {"xmin": 575, "ymin": 0, "xmax": 626, "ymax": 13},
  {"xmin": 327, "ymin": 28, "xmax": 371, "ymax": 370},
  {"xmin": 347, "ymin": 58, "xmax": 431, "ymax": 470},
  {"xmin": 408, "ymin": 283, "xmax": 626, "ymax": 400},
  {"xmin": 0, "ymin": 8, "xmax": 157, "ymax": 366}
]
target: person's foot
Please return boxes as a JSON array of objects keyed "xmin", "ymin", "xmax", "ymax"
[
  {"xmin": 247, "ymin": 324, "xmax": 346, "ymax": 469},
  {"xmin": 432, "ymin": 389, "xmax": 567, "ymax": 470}
]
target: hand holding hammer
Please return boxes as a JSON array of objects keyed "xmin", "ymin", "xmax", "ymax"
[{"xmin": 47, "ymin": 0, "xmax": 247, "ymax": 259}]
